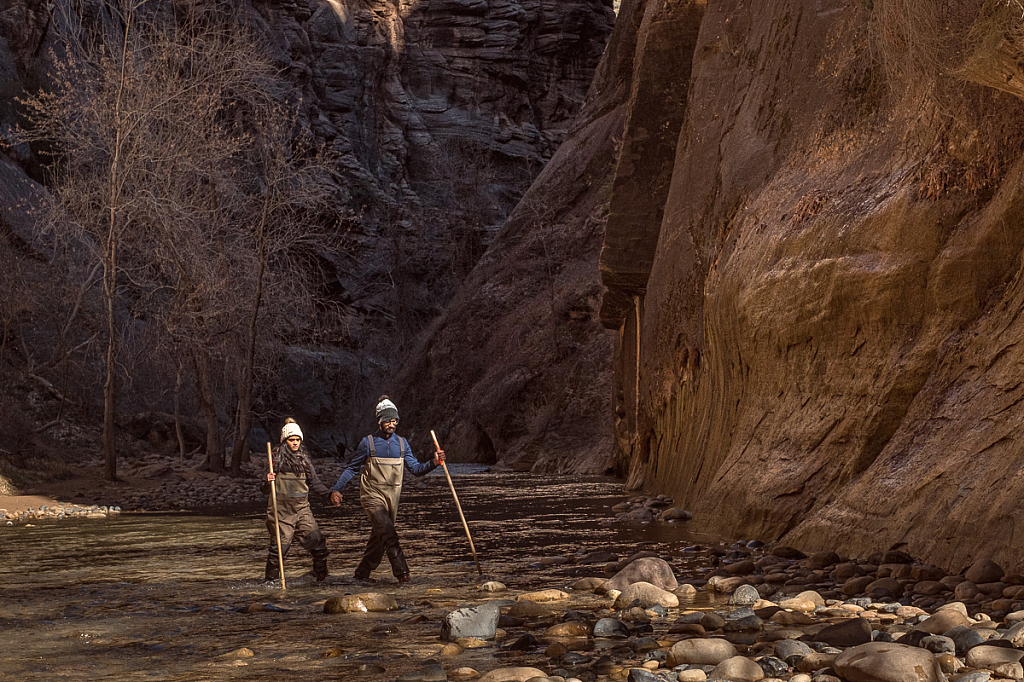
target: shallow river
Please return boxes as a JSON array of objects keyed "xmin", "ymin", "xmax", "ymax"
[{"xmin": 0, "ymin": 468, "xmax": 735, "ymax": 681}]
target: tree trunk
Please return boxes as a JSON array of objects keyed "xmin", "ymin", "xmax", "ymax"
[
  {"xmin": 174, "ymin": 365, "xmax": 186, "ymax": 461},
  {"xmin": 195, "ymin": 345, "xmax": 223, "ymax": 473},
  {"xmin": 230, "ymin": 218, "xmax": 268, "ymax": 474},
  {"xmin": 102, "ymin": 255, "xmax": 117, "ymax": 482}
]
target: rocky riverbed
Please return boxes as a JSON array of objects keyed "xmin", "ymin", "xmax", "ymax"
[{"xmin": 2, "ymin": 466, "xmax": 1021, "ymax": 682}]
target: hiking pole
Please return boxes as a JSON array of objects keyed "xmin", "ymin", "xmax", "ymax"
[
  {"xmin": 266, "ymin": 442, "xmax": 287, "ymax": 590},
  {"xmin": 431, "ymin": 430, "xmax": 482, "ymax": 574}
]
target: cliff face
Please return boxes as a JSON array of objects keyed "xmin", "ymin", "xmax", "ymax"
[
  {"xmin": 0, "ymin": 0, "xmax": 613, "ymax": 452},
  {"xmin": 597, "ymin": 0, "xmax": 1024, "ymax": 571}
]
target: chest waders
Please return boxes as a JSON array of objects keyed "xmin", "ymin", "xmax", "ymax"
[
  {"xmin": 264, "ymin": 460, "xmax": 329, "ymax": 583},
  {"xmin": 354, "ymin": 435, "xmax": 410, "ymax": 580}
]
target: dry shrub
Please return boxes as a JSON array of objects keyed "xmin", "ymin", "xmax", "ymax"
[{"xmin": 871, "ymin": 0, "xmax": 1012, "ymax": 94}]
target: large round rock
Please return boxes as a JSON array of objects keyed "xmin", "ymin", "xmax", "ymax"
[
  {"xmin": 833, "ymin": 642, "xmax": 945, "ymax": 682},
  {"xmin": 604, "ymin": 557, "xmax": 678, "ymax": 592},
  {"xmin": 441, "ymin": 601, "xmax": 502, "ymax": 642},
  {"xmin": 477, "ymin": 667, "xmax": 548, "ymax": 682},
  {"xmin": 710, "ymin": 655, "xmax": 765, "ymax": 681},
  {"xmin": 666, "ymin": 638, "xmax": 738, "ymax": 666},
  {"xmin": 613, "ymin": 581, "xmax": 679, "ymax": 609}
]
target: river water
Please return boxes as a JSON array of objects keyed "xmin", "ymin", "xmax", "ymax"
[{"xmin": 0, "ymin": 467, "xmax": 735, "ymax": 681}]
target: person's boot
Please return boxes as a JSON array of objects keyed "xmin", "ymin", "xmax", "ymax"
[
  {"xmin": 263, "ymin": 558, "xmax": 280, "ymax": 583},
  {"xmin": 311, "ymin": 546, "xmax": 330, "ymax": 583}
]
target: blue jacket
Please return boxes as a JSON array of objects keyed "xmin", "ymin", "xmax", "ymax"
[{"xmin": 331, "ymin": 431, "xmax": 438, "ymax": 492}]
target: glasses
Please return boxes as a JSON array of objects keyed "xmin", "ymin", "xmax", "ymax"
[{"xmin": 381, "ymin": 419, "xmax": 398, "ymax": 426}]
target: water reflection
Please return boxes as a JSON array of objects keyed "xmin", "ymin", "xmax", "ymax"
[{"xmin": 0, "ymin": 468, "xmax": 733, "ymax": 681}]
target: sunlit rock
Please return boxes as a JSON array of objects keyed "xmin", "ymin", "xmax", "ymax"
[
  {"xmin": 441, "ymin": 601, "xmax": 501, "ymax": 642},
  {"xmin": 323, "ymin": 592, "xmax": 398, "ymax": 614}
]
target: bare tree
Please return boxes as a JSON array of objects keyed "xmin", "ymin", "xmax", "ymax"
[{"xmin": 20, "ymin": 0, "xmax": 344, "ymax": 477}]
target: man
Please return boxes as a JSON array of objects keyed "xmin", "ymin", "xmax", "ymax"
[
  {"xmin": 330, "ymin": 396, "xmax": 444, "ymax": 583},
  {"xmin": 262, "ymin": 418, "xmax": 331, "ymax": 583}
]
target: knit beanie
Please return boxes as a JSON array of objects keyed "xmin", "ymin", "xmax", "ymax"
[
  {"xmin": 375, "ymin": 396, "xmax": 399, "ymax": 423},
  {"xmin": 281, "ymin": 420, "xmax": 303, "ymax": 442}
]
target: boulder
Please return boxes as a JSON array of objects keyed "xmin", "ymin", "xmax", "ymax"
[
  {"xmin": 833, "ymin": 642, "xmax": 944, "ymax": 682},
  {"xmin": 441, "ymin": 601, "xmax": 502, "ymax": 642},
  {"xmin": 710, "ymin": 655, "xmax": 765, "ymax": 681},
  {"xmin": 666, "ymin": 638, "xmax": 738, "ymax": 666},
  {"xmin": 614, "ymin": 581, "xmax": 680, "ymax": 609},
  {"xmin": 603, "ymin": 557, "xmax": 679, "ymax": 592}
]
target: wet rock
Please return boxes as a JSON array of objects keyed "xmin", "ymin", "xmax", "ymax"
[
  {"xmin": 508, "ymin": 601, "xmax": 557, "ymax": 619},
  {"xmin": 769, "ymin": 610, "xmax": 815, "ymax": 626},
  {"xmin": 666, "ymin": 638, "xmax": 738, "ymax": 666},
  {"xmin": 544, "ymin": 622, "xmax": 592, "ymax": 638},
  {"xmin": 935, "ymin": 653, "xmax": 960, "ymax": 674},
  {"xmin": 604, "ymin": 557, "xmax": 678, "ymax": 592},
  {"xmin": 777, "ymin": 595, "xmax": 819, "ymax": 612},
  {"xmin": 398, "ymin": 662, "xmax": 448, "ymax": 682},
  {"xmin": 832, "ymin": 642, "xmax": 944, "ymax": 682},
  {"xmin": 571, "ymin": 577, "xmax": 606, "ymax": 591},
  {"xmin": 593, "ymin": 618, "xmax": 629, "ymax": 638},
  {"xmin": 812, "ymin": 617, "xmax": 873, "ymax": 647},
  {"xmin": 965, "ymin": 644, "xmax": 1024, "ymax": 668},
  {"xmin": 660, "ymin": 508, "xmax": 691, "ymax": 522},
  {"xmin": 480, "ymin": 581, "xmax": 507, "ymax": 592},
  {"xmin": 756, "ymin": 656, "xmax": 788, "ymax": 676},
  {"xmin": 441, "ymin": 602, "xmax": 502, "ymax": 642},
  {"xmin": 723, "ymin": 614, "xmax": 763, "ymax": 632},
  {"xmin": 614, "ymin": 582, "xmax": 679, "ymax": 609},
  {"xmin": 450, "ymin": 668, "xmax": 479, "ymax": 678},
  {"xmin": 455, "ymin": 638, "xmax": 491, "ymax": 649},
  {"xmin": 675, "ymin": 584, "xmax": 699, "ymax": 597},
  {"xmin": 700, "ymin": 612, "xmax": 726, "ymax": 631},
  {"xmin": 562, "ymin": 652, "xmax": 591, "ymax": 666},
  {"xmin": 216, "ymin": 647, "xmax": 254, "ymax": 659},
  {"xmin": 477, "ymin": 667, "xmax": 548, "ymax": 682},
  {"xmin": 545, "ymin": 642, "xmax": 569, "ymax": 658},
  {"xmin": 710, "ymin": 656, "xmax": 765, "ymax": 681},
  {"xmin": 707, "ymin": 575, "xmax": 747, "ymax": 594},
  {"xmin": 517, "ymin": 589, "xmax": 569, "ymax": 603},
  {"xmin": 730, "ymin": 584, "xmax": 761, "ymax": 606},
  {"xmin": 323, "ymin": 593, "xmax": 398, "ymax": 614},
  {"xmin": 440, "ymin": 643, "xmax": 464, "ymax": 656}
]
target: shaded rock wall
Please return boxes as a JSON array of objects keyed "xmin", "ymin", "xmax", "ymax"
[
  {"xmin": 597, "ymin": 0, "xmax": 1024, "ymax": 571},
  {"xmin": 395, "ymin": 0, "xmax": 661, "ymax": 471},
  {"xmin": 0, "ymin": 0, "xmax": 613, "ymax": 453}
]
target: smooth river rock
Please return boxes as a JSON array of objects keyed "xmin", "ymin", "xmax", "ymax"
[
  {"xmin": 603, "ymin": 557, "xmax": 678, "ymax": 592},
  {"xmin": 666, "ymin": 638, "xmax": 739, "ymax": 666},
  {"xmin": 477, "ymin": 667, "xmax": 548, "ymax": 682},
  {"xmin": 613, "ymin": 581, "xmax": 679, "ymax": 609},
  {"xmin": 832, "ymin": 642, "xmax": 945, "ymax": 682}
]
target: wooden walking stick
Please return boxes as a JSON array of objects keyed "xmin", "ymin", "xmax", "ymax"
[
  {"xmin": 266, "ymin": 442, "xmax": 287, "ymax": 589},
  {"xmin": 431, "ymin": 430, "xmax": 482, "ymax": 574}
]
